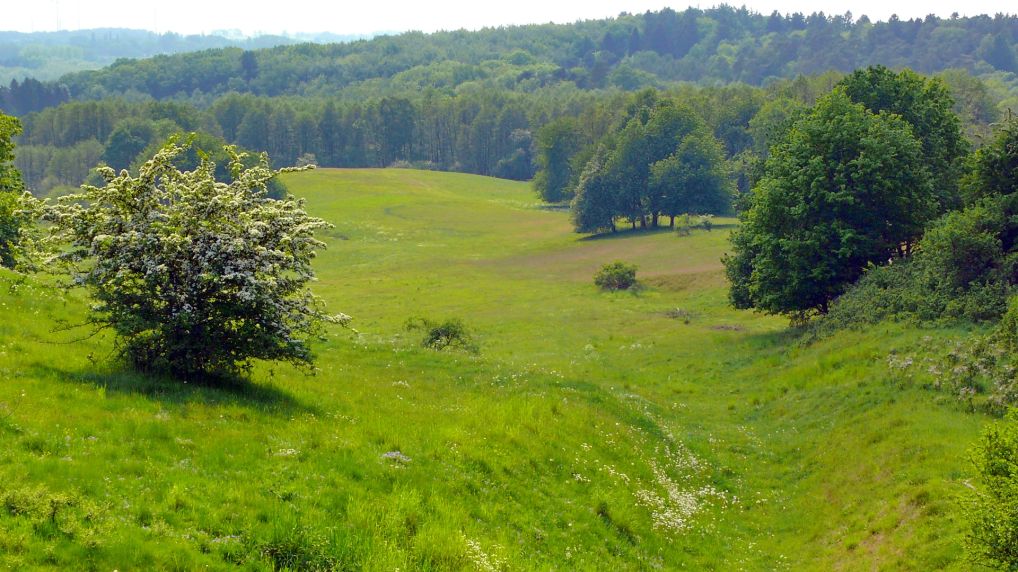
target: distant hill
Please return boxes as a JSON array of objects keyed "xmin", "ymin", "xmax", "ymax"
[
  {"xmin": 0, "ymin": 28, "xmax": 362, "ymax": 85},
  {"xmin": 45, "ymin": 8, "xmax": 1018, "ymax": 102}
]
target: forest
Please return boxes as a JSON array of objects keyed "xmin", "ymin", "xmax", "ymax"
[{"xmin": 3, "ymin": 7, "xmax": 1016, "ymax": 201}]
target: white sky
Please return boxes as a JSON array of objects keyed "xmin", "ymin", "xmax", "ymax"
[{"xmin": 3, "ymin": 1, "xmax": 1015, "ymax": 36}]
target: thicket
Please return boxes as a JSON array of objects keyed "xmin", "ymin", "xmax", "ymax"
[
  {"xmin": 816, "ymin": 114, "xmax": 1018, "ymax": 333},
  {"xmin": 0, "ymin": 111, "xmax": 40, "ymax": 270},
  {"xmin": 725, "ymin": 89, "xmax": 939, "ymax": 319},
  {"xmin": 405, "ymin": 317, "xmax": 477, "ymax": 352}
]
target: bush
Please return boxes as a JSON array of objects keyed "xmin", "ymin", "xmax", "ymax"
[
  {"xmin": 1000, "ymin": 295, "xmax": 1018, "ymax": 352},
  {"xmin": 814, "ymin": 194, "xmax": 1017, "ymax": 337},
  {"xmin": 44, "ymin": 140, "xmax": 348, "ymax": 379},
  {"xmin": 920, "ymin": 203, "xmax": 1005, "ymax": 291},
  {"xmin": 965, "ymin": 411, "xmax": 1018, "ymax": 570},
  {"xmin": 594, "ymin": 261, "xmax": 638, "ymax": 291},
  {"xmin": 405, "ymin": 317, "xmax": 477, "ymax": 352}
]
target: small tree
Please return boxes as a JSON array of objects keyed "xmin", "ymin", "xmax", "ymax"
[
  {"xmin": 45, "ymin": 139, "xmax": 348, "ymax": 379},
  {"xmin": 405, "ymin": 317, "xmax": 477, "ymax": 352}
]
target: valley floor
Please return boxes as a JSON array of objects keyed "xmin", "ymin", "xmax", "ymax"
[{"xmin": 0, "ymin": 169, "xmax": 987, "ymax": 570}]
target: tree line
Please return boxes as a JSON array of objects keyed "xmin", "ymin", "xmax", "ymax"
[
  {"xmin": 7, "ymin": 67, "xmax": 1009, "ymax": 214},
  {"xmin": 2, "ymin": 8, "xmax": 1017, "ymax": 118}
]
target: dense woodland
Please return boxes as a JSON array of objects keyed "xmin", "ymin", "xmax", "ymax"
[{"xmin": 1, "ymin": 7, "xmax": 1016, "ymax": 200}]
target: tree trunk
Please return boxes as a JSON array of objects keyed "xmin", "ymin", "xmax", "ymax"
[
  {"xmin": 652, "ymin": 212, "xmax": 659, "ymax": 227},
  {"xmin": 669, "ymin": 215, "xmax": 675, "ymax": 228}
]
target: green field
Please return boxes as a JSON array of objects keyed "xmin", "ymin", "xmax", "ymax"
[{"xmin": 0, "ymin": 169, "xmax": 989, "ymax": 570}]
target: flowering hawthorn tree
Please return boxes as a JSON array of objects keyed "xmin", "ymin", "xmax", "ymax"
[{"xmin": 46, "ymin": 139, "xmax": 348, "ymax": 378}]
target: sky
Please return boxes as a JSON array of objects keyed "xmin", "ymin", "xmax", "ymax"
[{"xmin": 4, "ymin": 0, "xmax": 1014, "ymax": 36}]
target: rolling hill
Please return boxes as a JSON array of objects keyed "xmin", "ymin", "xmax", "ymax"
[{"xmin": 0, "ymin": 169, "xmax": 988, "ymax": 569}]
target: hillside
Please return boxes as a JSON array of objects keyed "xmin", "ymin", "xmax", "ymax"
[
  {"xmin": 52, "ymin": 9, "xmax": 1018, "ymax": 101},
  {"xmin": 0, "ymin": 169, "xmax": 988, "ymax": 569},
  {"xmin": 0, "ymin": 29, "xmax": 306, "ymax": 86}
]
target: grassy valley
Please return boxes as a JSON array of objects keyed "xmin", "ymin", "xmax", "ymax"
[{"xmin": 0, "ymin": 169, "xmax": 989, "ymax": 570}]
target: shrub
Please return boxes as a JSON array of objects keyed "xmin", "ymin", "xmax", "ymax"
[
  {"xmin": 965, "ymin": 411, "xmax": 1018, "ymax": 570},
  {"xmin": 1000, "ymin": 295, "xmax": 1018, "ymax": 352},
  {"xmin": 919, "ymin": 203, "xmax": 1005, "ymax": 291},
  {"xmin": 405, "ymin": 317, "xmax": 477, "ymax": 352},
  {"xmin": 44, "ymin": 139, "xmax": 348, "ymax": 379},
  {"xmin": 814, "ymin": 192, "xmax": 1018, "ymax": 338},
  {"xmin": 594, "ymin": 261, "xmax": 638, "ymax": 291}
]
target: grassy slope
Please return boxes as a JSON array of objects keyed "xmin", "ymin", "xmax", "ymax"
[{"xmin": 0, "ymin": 168, "xmax": 988, "ymax": 570}]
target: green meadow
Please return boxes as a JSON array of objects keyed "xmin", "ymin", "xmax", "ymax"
[{"xmin": 0, "ymin": 169, "xmax": 989, "ymax": 570}]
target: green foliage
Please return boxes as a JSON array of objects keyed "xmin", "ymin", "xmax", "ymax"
[
  {"xmin": 405, "ymin": 317, "xmax": 477, "ymax": 352},
  {"xmin": 43, "ymin": 139, "xmax": 347, "ymax": 379},
  {"xmin": 1001, "ymin": 296, "xmax": 1018, "ymax": 352},
  {"xmin": 0, "ymin": 192, "xmax": 41, "ymax": 269},
  {"xmin": 838, "ymin": 65, "xmax": 968, "ymax": 211},
  {"xmin": 594, "ymin": 261, "xmax": 638, "ymax": 291},
  {"xmin": 649, "ymin": 131, "xmax": 733, "ymax": 221},
  {"xmin": 570, "ymin": 145, "xmax": 616, "ymax": 233},
  {"xmin": 0, "ymin": 111, "xmax": 42, "ymax": 270},
  {"xmin": 33, "ymin": 11, "xmax": 1018, "ymax": 105},
  {"xmin": 725, "ymin": 89, "xmax": 935, "ymax": 319},
  {"xmin": 569, "ymin": 96, "xmax": 731, "ymax": 233},
  {"xmin": 534, "ymin": 117, "xmax": 582, "ymax": 203},
  {"xmin": 963, "ymin": 113, "xmax": 1018, "ymax": 203},
  {"xmin": 965, "ymin": 411, "xmax": 1018, "ymax": 570},
  {"xmin": 0, "ymin": 112, "xmax": 22, "ymax": 193},
  {"xmin": 813, "ymin": 202, "xmax": 1016, "ymax": 337},
  {"xmin": 817, "ymin": 116, "xmax": 1018, "ymax": 335},
  {"xmin": 919, "ymin": 203, "xmax": 1008, "ymax": 293}
]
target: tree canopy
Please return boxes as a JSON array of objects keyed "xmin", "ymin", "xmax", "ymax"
[
  {"xmin": 725, "ymin": 89, "xmax": 936, "ymax": 319},
  {"xmin": 838, "ymin": 65, "xmax": 968, "ymax": 210},
  {"xmin": 567, "ymin": 97, "xmax": 733, "ymax": 233}
]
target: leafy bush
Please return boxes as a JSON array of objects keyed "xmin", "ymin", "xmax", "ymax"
[
  {"xmin": 594, "ymin": 261, "xmax": 638, "ymax": 291},
  {"xmin": 405, "ymin": 317, "xmax": 477, "ymax": 352},
  {"xmin": 814, "ymin": 193, "xmax": 1018, "ymax": 337},
  {"xmin": 0, "ymin": 111, "xmax": 42, "ymax": 270},
  {"xmin": 1001, "ymin": 295, "xmax": 1018, "ymax": 352},
  {"xmin": 965, "ymin": 411, "xmax": 1018, "ymax": 570},
  {"xmin": 44, "ymin": 139, "xmax": 348, "ymax": 379},
  {"xmin": 919, "ymin": 203, "xmax": 1005, "ymax": 291}
]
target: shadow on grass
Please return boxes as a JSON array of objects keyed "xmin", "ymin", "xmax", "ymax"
[
  {"xmin": 31, "ymin": 363, "xmax": 316, "ymax": 416},
  {"xmin": 577, "ymin": 223, "xmax": 738, "ymax": 242}
]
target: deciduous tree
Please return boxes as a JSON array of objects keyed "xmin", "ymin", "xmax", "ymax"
[
  {"xmin": 724, "ymin": 90, "xmax": 935, "ymax": 320},
  {"xmin": 45, "ymin": 139, "xmax": 348, "ymax": 378}
]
